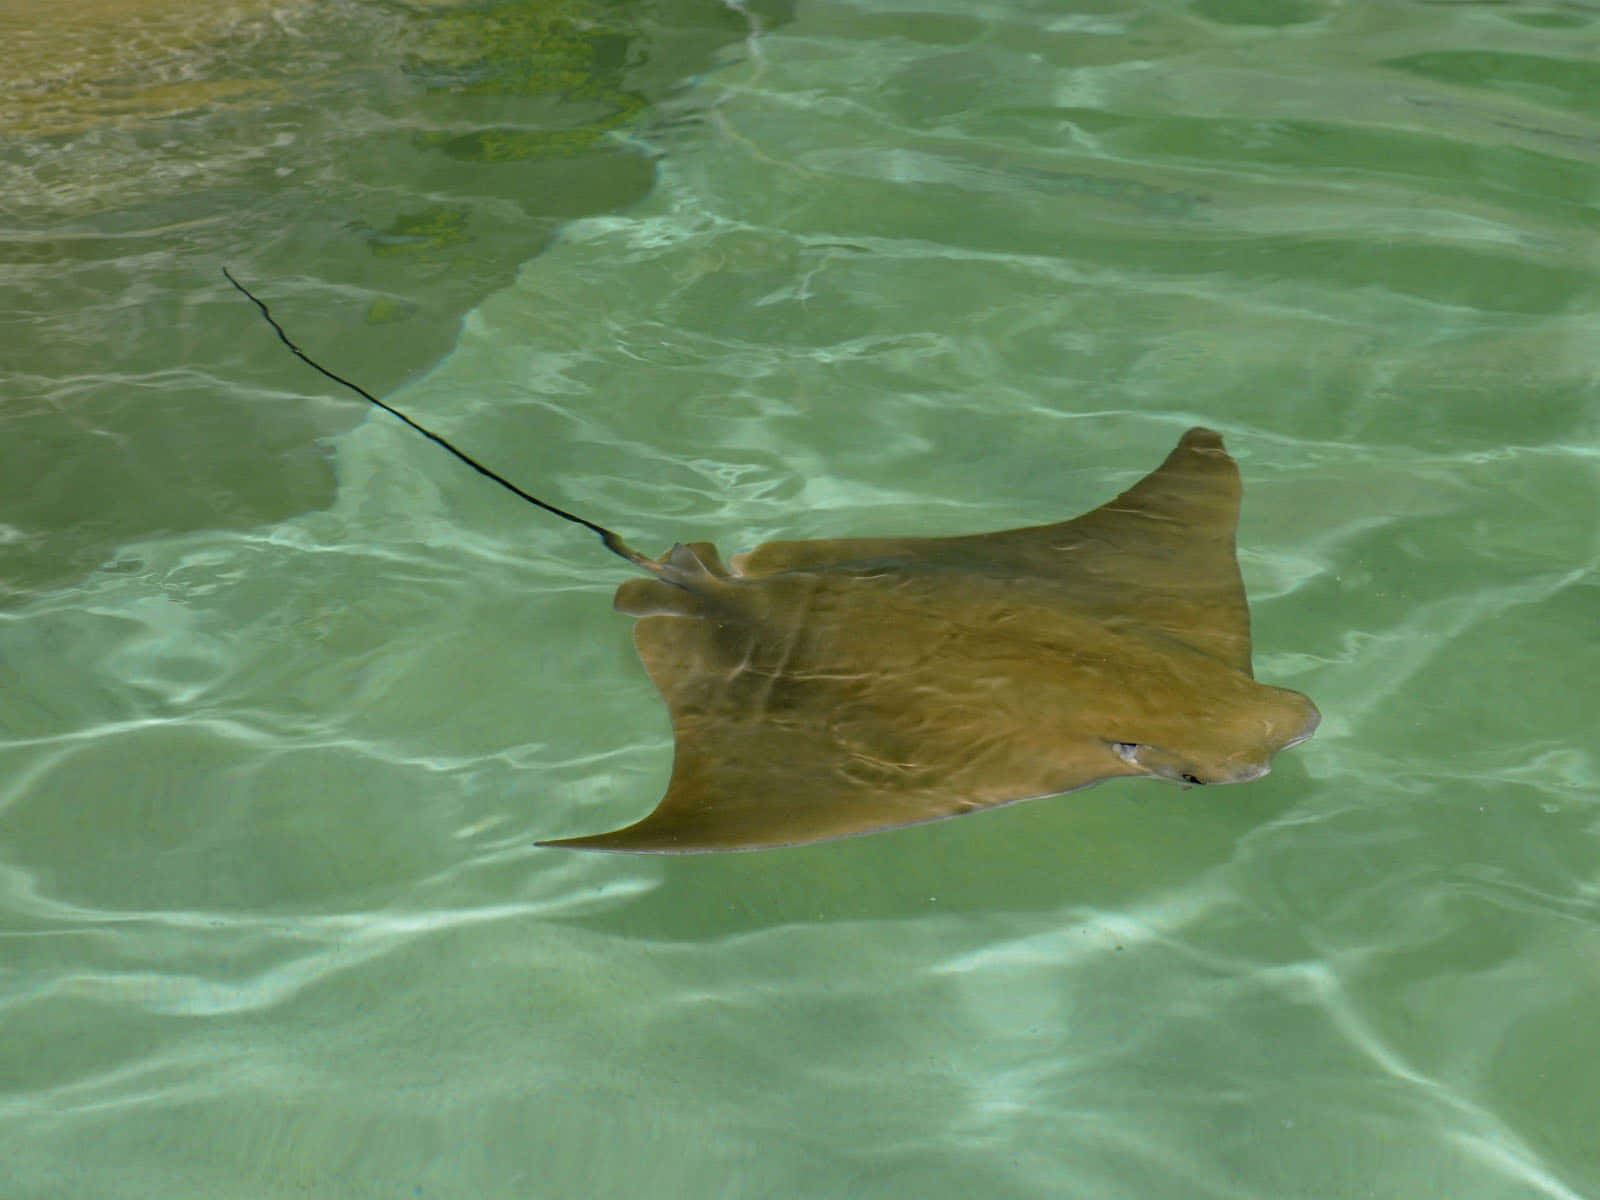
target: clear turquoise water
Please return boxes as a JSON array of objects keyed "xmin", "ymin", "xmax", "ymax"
[{"xmin": 4, "ymin": 1, "xmax": 1598, "ymax": 1196}]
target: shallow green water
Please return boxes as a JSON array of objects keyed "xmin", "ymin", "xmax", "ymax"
[{"xmin": 3, "ymin": 1, "xmax": 1598, "ymax": 1196}]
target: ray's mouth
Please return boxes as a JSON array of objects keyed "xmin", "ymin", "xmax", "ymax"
[{"xmin": 1279, "ymin": 712, "xmax": 1321, "ymax": 751}]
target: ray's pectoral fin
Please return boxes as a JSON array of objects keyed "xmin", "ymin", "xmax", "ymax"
[
  {"xmin": 535, "ymin": 679, "xmax": 1175, "ymax": 852},
  {"xmin": 1041, "ymin": 426, "xmax": 1252, "ymax": 673},
  {"xmin": 731, "ymin": 427, "xmax": 1253, "ymax": 673},
  {"xmin": 537, "ymin": 715, "xmax": 926, "ymax": 853}
]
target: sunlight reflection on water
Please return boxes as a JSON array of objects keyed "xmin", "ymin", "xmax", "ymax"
[{"xmin": 3, "ymin": 1, "xmax": 1598, "ymax": 1197}]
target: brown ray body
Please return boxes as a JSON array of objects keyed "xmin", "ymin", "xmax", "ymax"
[{"xmin": 540, "ymin": 428, "xmax": 1319, "ymax": 853}]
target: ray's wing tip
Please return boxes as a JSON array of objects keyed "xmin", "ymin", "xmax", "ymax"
[
  {"xmin": 1179, "ymin": 426, "xmax": 1226, "ymax": 452},
  {"xmin": 535, "ymin": 833, "xmax": 684, "ymax": 855},
  {"xmin": 536, "ymin": 823, "xmax": 756, "ymax": 854}
]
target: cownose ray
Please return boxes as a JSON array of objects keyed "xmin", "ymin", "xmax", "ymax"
[{"xmin": 227, "ymin": 269, "xmax": 1320, "ymax": 855}]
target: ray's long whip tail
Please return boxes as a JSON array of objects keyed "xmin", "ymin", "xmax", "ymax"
[{"xmin": 222, "ymin": 268, "xmax": 655, "ymax": 573}]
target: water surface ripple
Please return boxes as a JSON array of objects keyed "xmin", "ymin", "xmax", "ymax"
[{"xmin": 3, "ymin": 1, "xmax": 1598, "ymax": 1197}]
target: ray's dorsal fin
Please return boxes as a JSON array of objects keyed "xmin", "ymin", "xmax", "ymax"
[{"xmin": 614, "ymin": 543, "xmax": 732, "ymax": 616}]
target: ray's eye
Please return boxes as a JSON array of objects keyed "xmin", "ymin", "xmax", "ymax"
[{"xmin": 1181, "ymin": 773, "xmax": 1204, "ymax": 786}]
